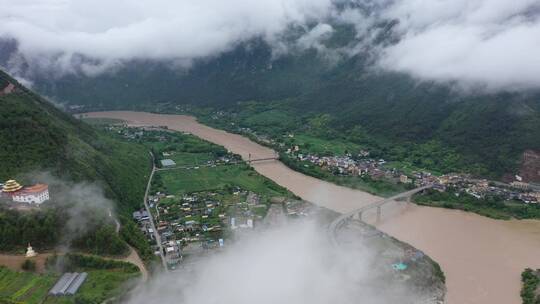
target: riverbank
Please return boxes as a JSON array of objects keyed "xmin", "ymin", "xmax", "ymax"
[{"xmin": 86, "ymin": 111, "xmax": 540, "ymax": 304}]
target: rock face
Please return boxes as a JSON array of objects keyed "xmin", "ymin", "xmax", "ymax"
[{"xmin": 519, "ymin": 150, "xmax": 540, "ymax": 183}]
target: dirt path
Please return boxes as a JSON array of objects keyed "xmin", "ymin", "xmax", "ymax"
[
  {"xmin": 0, "ymin": 253, "xmax": 53, "ymax": 273},
  {"xmin": 120, "ymin": 246, "xmax": 149, "ymax": 282},
  {"xmin": 0, "ymin": 249, "xmax": 148, "ymax": 282}
]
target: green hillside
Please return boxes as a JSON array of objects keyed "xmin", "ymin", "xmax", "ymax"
[
  {"xmin": 0, "ymin": 70, "xmax": 151, "ymax": 215},
  {"xmin": 0, "ymin": 70, "xmax": 152, "ymax": 257}
]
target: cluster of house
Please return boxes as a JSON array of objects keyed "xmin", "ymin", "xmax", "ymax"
[
  {"xmin": 210, "ymin": 110, "xmax": 540, "ymax": 204},
  {"xmin": 106, "ymin": 126, "xmax": 173, "ymax": 141},
  {"xmin": 133, "ymin": 188, "xmax": 265, "ymax": 269},
  {"xmin": 0, "ymin": 179, "xmax": 50, "ymax": 205},
  {"xmin": 437, "ymin": 174, "xmax": 540, "ymax": 204},
  {"xmin": 286, "ymin": 149, "xmax": 414, "ymax": 182},
  {"xmin": 288, "ymin": 149, "xmax": 540, "ymax": 204}
]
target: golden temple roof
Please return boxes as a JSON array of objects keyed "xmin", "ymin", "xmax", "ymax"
[{"xmin": 2, "ymin": 179, "xmax": 23, "ymax": 193}]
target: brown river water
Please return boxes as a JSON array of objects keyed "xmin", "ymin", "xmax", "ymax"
[{"xmin": 87, "ymin": 111, "xmax": 540, "ymax": 304}]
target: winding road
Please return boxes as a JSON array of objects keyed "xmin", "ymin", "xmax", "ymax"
[
  {"xmin": 110, "ymin": 208, "xmax": 149, "ymax": 282},
  {"xmin": 144, "ymin": 153, "xmax": 168, "ymax": 272}
]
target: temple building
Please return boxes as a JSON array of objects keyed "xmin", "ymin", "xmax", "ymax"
[{"xmin": 2, "ymin": 180, "xmax": 50, "ymax": 205}]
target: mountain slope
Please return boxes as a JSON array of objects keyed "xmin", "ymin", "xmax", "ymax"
[{"xmin": 0, "ymin": 70, "xmax": 151, "ymax": 215}]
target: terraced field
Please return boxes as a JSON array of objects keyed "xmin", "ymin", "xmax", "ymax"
[{"xmin": 0, "ymin": 267, "xmax": 57, "ymax": 304}]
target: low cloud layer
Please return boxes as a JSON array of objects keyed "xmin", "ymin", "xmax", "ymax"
[
  {"xmin": 126, "ymin": 221, "xmax": 423, "ymax": 304},
  {"xmin": 0, "ymin": 0, "xmax": 333, "ymax": 74},
  {"xmin": 27, "ymin": 172, "xmax": 116, "ymax": 244},
  {"xmin": 1, "ymin": 0, "xmax": 540, "ymax": 91},
  {"xmin": 378, "ymin": 0, "xmax": 540, "ymax": 91}
]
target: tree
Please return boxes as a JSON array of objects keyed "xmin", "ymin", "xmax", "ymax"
[{"xmin": 21, "ymin": 259, "xmax": 36, "ymax": 272}]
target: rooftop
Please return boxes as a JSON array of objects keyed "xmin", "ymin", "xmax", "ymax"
[
  {"xmin": 161, "ymin": 159, "xmax": 176, "ymax": 167},
  {"xmin": 22, "ymin": 184, "xmax": 48, "ymax": 194},
  {"xmin": 2, "ymin": 180, "xmax": 22, "ymax": 193}
]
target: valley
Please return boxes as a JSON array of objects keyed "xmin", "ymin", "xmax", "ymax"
[
  {"xmin": 87, "ymin": 110, "xmax": 540, "ymax": 304},
  {"xmin": 2, "ymin": 2, "xmax": 540, "ymax": 304}
]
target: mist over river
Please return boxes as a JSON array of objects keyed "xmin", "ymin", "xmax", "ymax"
[{"xmin": 87, "ymin": 111, "xmax": 540, "ymax": 304}]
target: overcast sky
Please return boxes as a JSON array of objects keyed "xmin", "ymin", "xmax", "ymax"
[{"xmin": 1, "ymin": 0, "xmax": 539, "ymax": 91}]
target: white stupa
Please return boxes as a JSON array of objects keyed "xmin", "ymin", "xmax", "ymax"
[{"xmin": 25, "ymin": 243, "xmax": 37, "ymax": 258}]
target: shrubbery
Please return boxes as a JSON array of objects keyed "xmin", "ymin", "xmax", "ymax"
[
  {"xmin": 521, "ymin": 269, "xmax": 540, "ymax": 304},
  {"xmin": 64, "ymin": 253, "xmax": 139, "ymax": 273},
  {"xmin": 21, "ymin": 260, "xmax": 36, "ymax": 272}
]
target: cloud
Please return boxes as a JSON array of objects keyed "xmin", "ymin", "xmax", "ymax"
[
  {"xmin": 1, "ymin": 0, "xmax": 540, "ymax": 91},
  {"xmin": 297, "ymin": 23, "xmax": 334, "ymax": 51},
  {"xmin": 376, "ymin": 0, "xmax": 540, "ymax": 91},
  {"xmin": 0, "ymin": 0, "xmax": 333, "ymax": 73},
  {"xmin": 26, "ymin": 171, "xmax": 117, "ymax": 245},
  {"xmin": 125, "ymin": 220, "xmax": 425, "ymax": 304}
]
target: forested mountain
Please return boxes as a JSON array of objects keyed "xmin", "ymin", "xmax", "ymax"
[
  {"xmin": 2, "ymin": 22, "xmax": 540, "ymax": 180},
  {"xmin": 0, "ymin": 70, "xmax": 152, "ymax": 255},
  {"xmin": 0, "ymin": 69, "xmax": 150, "ymax": 214}
]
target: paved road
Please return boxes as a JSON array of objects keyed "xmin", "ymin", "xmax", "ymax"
[{"xmin": 146, "ymin": 152, "xmax": 168, "ymax": 272}]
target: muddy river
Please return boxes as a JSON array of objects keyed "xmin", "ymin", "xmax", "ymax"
[{"xmin": 87, "ymin": 111, "xmax": 540, "ymax": 304}]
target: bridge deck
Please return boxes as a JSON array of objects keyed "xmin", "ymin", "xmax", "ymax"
[{"xmin": 329, "ymin": 185, "xmax": 432, "ymax": 245}]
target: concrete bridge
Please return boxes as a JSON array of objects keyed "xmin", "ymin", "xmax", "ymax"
[
  {"xmin": 329, "ymin": 185, "xmax": 432, "ymax": 245},
  {"xmin": 246, "ymin": 156, "xmax": 279, "ymax": 164}
]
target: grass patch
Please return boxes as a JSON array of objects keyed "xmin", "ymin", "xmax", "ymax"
[
  {"xmin": 154, "ymin": 164, "xmax": 288, "ymax": 197},
  {"xmin": 169, "ymin": 152, "xmax": 214, "ymax": 166},
  {"xmin": 0, "ymin": 254, "xmax": 140, "ymax": 304},
  {"xmin": 291, "ymin": 133, "xmax": 361, "ymax": 156}
]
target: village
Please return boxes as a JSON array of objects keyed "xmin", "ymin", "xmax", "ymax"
[
  {"xmin": 134, "ymin": 184, "xmax": 323, "ymax": 270},
  {"xmin": 230, "ymin": 124, "xmax": 540, "ymax": 206},
  {"xmin": 103, "ymin": 125, "xmax": 314, "ymax": 270},
  {"xmin": 285, "ymin": 147, "xmax": 540, "ymax": 204},
  {"xmin": 122, "ymin": 121, "xmax": 446, "ymax": 300}
]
